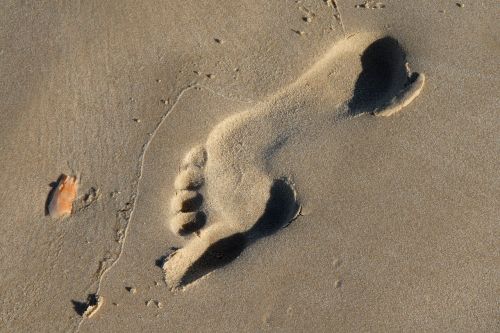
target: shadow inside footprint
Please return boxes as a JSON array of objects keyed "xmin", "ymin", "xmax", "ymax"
[
  {"xmin": 348, "ymin": 36, "xmax": 410, "ymax": 115},
  {"xmin": 179, "ymin": 211, "xmax": 207, "ymax": 236},
  {"xmin": 175, "ymin": 178, "xmax": 300, "ymax": 286},
  {"xmin": 247, "ymin": 178, "xmax": 300, "ymax": 238}
]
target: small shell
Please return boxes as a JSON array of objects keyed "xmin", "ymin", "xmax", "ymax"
[{"xmin": 48, "ymin": 174, "xmax": 78, "ymax": 218}]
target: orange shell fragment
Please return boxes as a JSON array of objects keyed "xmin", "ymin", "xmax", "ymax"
[{"xmin": 48, "ymin": 174, "xmax": 78, "ymax": 218}]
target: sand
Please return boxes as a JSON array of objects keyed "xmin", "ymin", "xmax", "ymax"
[{"xmin": 0, "ymin": 1, "xmax": 498, "ymax": 332}]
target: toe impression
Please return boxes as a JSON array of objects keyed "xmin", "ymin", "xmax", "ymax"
[{"xmin": 170, "ymin": 190, "xmax": 203, "ymax": 213}]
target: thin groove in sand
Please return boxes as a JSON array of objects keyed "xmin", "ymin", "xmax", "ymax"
[
  {"xmin": 333, "ymin": 1, "xmax": 348, "ymax": 39},
  {"xmin": 74, "ymin": 84, "xmax": 194, "ymax": 331},
  {"xmin": 75, "ymin": 83, "xmax": 253, "ymax": 331}
]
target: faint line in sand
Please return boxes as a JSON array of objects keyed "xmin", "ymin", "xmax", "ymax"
[
  {"xmin": 74, "ymin": 83, "xmax": 252, "ymax": 332},
  {"xmin": 331, "ymin": 0, "xmax": 347, "ymax": 39}
]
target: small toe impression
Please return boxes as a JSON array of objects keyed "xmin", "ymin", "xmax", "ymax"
[
  {"xmin": 348, "ymin": 36, "xmax": 424, "ymax": 116},
  {"xmin": 181, "ymin": 145, "xmax": 207, "ymax": 169},
  {"xmin": 170, "ymin": 190, "xmax": 203, "ymax": 213},
  {"xmin": 174, "ymin": 167, "xmax": 204, "ymax": 190},
  {"xmin": 170, "ymin": 211, "xmax": 207, "ymax": 235}
]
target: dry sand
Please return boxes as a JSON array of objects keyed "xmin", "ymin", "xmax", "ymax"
[{"xmin": 0, "ymin": 1, "xmax": 498, "ymax": 332}]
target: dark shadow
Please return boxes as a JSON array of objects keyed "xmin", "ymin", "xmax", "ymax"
[
  {"xmin": 161, "ymin": 178, "xmax": 300, "ymax": 287},
  {"xmin": 179, "ymin": 193, "xmax": 203, "ymax": 212},
  {"xmin": 71, "ymin": 300, "xmax": 88, "ymax": 316},
  {"xmin": 155, "ymin": 247, "xmax": 178, "ymax": 268},
  {"xmin": 246, "ymin": 178, "xmax": 300, "ymax": 239},
  {"xmin": 71, "ymin": 293, "xmax": 98, "ymax": 316},
  {"xmin": 348, "ymin": 36, "xmax": 409, "ymax": 115},
  {"xmin": 179, "ymin": 211, "xmax": 207, "ymax": 236},
  {"xmin": 45, "ymin": 175, "xmax": 64, "ymax": 216},
  {"xmin": 180, "ymin": 233, "xmax": 247, "ymax": 286},
  {"xmin": 155, "ymin": 255, "xmax": 168, "ymax": 268}
]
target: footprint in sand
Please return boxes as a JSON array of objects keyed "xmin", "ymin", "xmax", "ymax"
[{"xmin": 164, "ymin": 34, "xmax": 425, "ymax": 289}]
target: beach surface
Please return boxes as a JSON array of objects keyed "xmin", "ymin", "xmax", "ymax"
[{"xmin": 0, "ymin": 1, "xmax": 498, "ymax": 332}]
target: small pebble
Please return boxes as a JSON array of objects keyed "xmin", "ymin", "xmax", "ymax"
[
  {"xmin": 207, "ymin": 74, "xmax": 215, "ymax": 79},
  {"xmin": 156, "ymin": 79, "xmax": 162, "ymax": 83},
  {"xmin": 303, "ymin": 16, "xmax": 312, "ymax": 23},
  {"xmin": 214, "ymin": 38, "xmax": 224, "ymax": 44},
  {"xmin": 126, "ymin": 287, "xmax": 137, "ymax": 294},
  {"xmin": 132, "ymin": 118, "xmax": 141, "ymax": 123},
  {"xmin": 110, "ymin": 191, "xmax": 121, "ymax": 198},
  {"xmin": 145, "ymin": 299, "xmax": 162, "ymax": 308},
  {"xmin": 335, "ymin": 280, "xmax": 342, "ymax": 288},
  {"xmin": 355, "ymin": 1, "xmax": 385, "ymax": 9},
  {"xmin": 456, "ymin": 3, "xmax": 464, "ymax": 7}
]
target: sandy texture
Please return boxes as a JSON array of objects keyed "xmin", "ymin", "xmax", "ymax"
[{"xmin": 0, "ymin": 1, "xmax": 498, "ymax": 332}]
